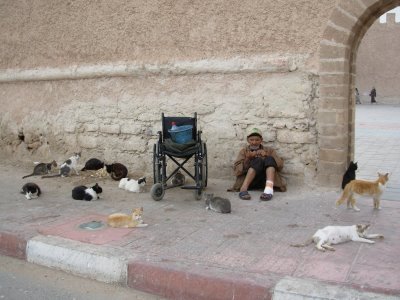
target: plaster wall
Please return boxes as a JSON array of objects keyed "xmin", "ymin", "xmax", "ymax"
[{"xmin": 1, "ymin": 0, "xmax": 396, "ymax": 187}]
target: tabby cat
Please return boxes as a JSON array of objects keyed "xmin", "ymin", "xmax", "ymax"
[
  {"xmin": 42, "ymin": 153, "xmax": 81, "ymax": 178},
  {"xmin": 204, "ymin": 193, "xmax": 231, "ymax": 214},
  {"xmin": 336, "ymin": 172, "xmax": 389, "ymax": 211},
  {"xmin": 22, "ymin": 160, "xmax": 57, "ymax": 179}
]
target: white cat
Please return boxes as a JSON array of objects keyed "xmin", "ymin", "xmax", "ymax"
[
  {"xmin": 119, "ymin": 177, "xmax": 146, "ymax": 193},
  {"xmin": 291, "ymin": 224, "xmax": 384, "ymax": 252},
  {"xmin": 42, "ymin": 152, "xmax": 81, "ymax": 178}
]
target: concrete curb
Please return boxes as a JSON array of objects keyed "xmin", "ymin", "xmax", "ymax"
[
  {"xmin": 1, "ymin": 231, "xmax": 399, "ymax": 300},
  {"xmin": 0, "ymin": 232, "xmax": 27, "ymax": 260},
  {"xmin": 26, "ymin": 235, "xmax": 128, "ymax": 284},
  {"xmin": 128, "ymin": 260, "xmax": 277, "ymax": 300},
  {"xmin": 273, "ymin": 276, "xmax": 400, "ymax": 300}
]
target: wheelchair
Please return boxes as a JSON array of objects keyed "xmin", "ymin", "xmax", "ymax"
[{"xmin": 150, "ymin": 112, "xmax": 208, "ymax": 201}]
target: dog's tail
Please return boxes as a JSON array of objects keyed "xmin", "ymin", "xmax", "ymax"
[{"xmin": 290, "ymin": 238, "xmax": 313, "ymax": 248}]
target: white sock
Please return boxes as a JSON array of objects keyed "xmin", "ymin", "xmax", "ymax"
[{"xmin": 264, "ymin": 180, "xmax": 274, "ymax": 195}]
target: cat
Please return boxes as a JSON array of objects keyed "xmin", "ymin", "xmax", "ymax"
[
  {"xmin": 72, "ymin": 183, "xmax": 103, "ymax": 201},
  {"xmin": 42, "ymin": 152, "xmax": 81, "ymax": 178},
  {"xmin": 20, "ymin": 182, "xmax": 41, "ymax": 200},
  {"xmin": 204, "ymin": 193, "xmax": 231, "ymax": 213},
  {"xmin": 291, "ymin": 224, "xmax": 384, "ymax": 252},
  {"xmin": 119, "ymin": 177, "xmax": 146, "ymax": 193},
  {"xmin": 81, "ymin": 158, "xmax": 104, "ymax": 171},
  {"xmin": 341, "ymin": 161, "xmax": 358, "ymax": 189},
  {"xmin": 105, "ymin": 163, "xmax": 128, "ymax": 181},
  {"xmin": 336, "ymin": 172, "xmax": 389, "ymax": 211},
  {"xmin": 171, "ymin": 171, "xmax": 185, "ymax": 186},
  {"xmin": 22, "ymin": 160, "xmax": 57, "ymax": 179},
  {"xmin": 107, "ymin": 207, "xmax": 148, "ymax": 228}
]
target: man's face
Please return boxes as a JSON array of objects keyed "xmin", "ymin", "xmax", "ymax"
[{"xmin": 247, "ymin": 135, "xmax": 262, "ymax": 149}]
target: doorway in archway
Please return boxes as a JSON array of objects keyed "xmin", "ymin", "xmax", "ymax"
[{"xmin": 354, "ymin": 8, "xmax": 400, "ymax": 201}]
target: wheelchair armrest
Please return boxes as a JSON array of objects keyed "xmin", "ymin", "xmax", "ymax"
[{"xmin": 157, "ymin": 131, "xmax": 162, "ymax": 143}]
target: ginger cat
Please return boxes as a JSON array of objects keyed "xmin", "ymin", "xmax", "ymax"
[
  {"xmin": 336, "ymin": 172, "xmax": 389, "ymax": 211},
  {"xmin": 107, "ymin": 207, "xmax": 148, "ymax": 228}
]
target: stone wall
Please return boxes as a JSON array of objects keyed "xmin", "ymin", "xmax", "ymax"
[
  {"xmin": 0, "ymin": 55, "xmax": 318, "ymax": 184},
  {"xmin": 1, "ymin": 0, "xmax": 397, "ymax": 187}
]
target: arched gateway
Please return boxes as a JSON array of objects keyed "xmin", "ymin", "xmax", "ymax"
[{"xmin": 317, "ymin": 0, "xmax": 400, "ymax": 186}]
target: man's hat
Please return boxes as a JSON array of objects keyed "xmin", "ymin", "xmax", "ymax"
[{"xmin": 247, "ymin": 127, "xmax": 263, "ymax": 138}]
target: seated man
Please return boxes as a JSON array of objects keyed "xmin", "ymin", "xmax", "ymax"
[{"xmin": 228, "ymin": 128, "xmax": 286, "ymax": 200}]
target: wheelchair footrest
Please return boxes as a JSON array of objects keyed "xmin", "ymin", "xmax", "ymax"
[{"xmin": 181, "ymin": 185, "xmax": 201, "ymax": 190}]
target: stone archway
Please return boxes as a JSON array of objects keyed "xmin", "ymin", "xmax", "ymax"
[{"xmin": 317, "ymin": 0, "xmax": 400, "ymax": 187}]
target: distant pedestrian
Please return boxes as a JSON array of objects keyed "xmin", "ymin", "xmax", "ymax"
[
  {"xmin": 355, "ymin": 88, "xmax": 361, "ymax": 104},
  {"xmin": 370, "ymin": 87, "xmax": 377, "ymax": 103}
]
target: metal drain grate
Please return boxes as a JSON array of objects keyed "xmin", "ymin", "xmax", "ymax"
[{"xmin": 78, "ymin": 220, "xmax": 105, "ymax": 230}]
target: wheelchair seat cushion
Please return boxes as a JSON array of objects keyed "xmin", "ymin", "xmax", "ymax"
[{"xmin": 164, "ymin": 138, "xmax": 198, "ymax": 154}]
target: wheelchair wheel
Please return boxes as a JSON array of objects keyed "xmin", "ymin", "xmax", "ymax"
[
  {"xmin": 153, "ymin": 144, "xmax": 162, "ymax": 184},
  {"xmin": 150, "ymin": 183, "xmax": 165, "ymax": 201}
]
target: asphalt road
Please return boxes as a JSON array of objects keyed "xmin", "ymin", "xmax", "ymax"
[{"xmin": 0, "ymin": 255, "xmax": 165, "ymax": 300}]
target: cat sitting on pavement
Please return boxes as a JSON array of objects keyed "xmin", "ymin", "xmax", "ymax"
[
  {"xmin": 341, "ymin": 161, "xmax": 357, "ymax": 189},
  {"xmin": 22, "ymin": 160, "xmax": 57, "ymax": 179},
  {"xmin": 291, "ymin": 224, "xmax": 384, "ymax": 252},
  {"xmin": 336, "ymin": 172, "xmax": 389, "ymax": 211},
  {"xmin": 204, "ymin": 193, "xmax": 231, "ymax": 214},
  {"xmin": 42, "ymin": 152, "xmax": 81, "ymax": 178},
  {"xmin": 105, "ymin": 163, "xmax": 128, "ymax": 181}
]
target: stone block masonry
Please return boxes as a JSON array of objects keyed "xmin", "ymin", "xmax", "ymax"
[{"xmin": 0, "ymin": 55, "xmax": 318, "ymax": 185}]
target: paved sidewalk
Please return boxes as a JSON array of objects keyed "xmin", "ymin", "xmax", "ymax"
[{"xmin": 1, "ymin": 104, "xmax": 399, "ymax": 300}]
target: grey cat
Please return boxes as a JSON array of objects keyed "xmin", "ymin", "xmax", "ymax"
[
  {"xmin": 204, "ymin": 193, "xmax": 231, "ymax": 214},
  {"xmin": 22, "ymin": 160, "xmax": 57, "ymax": 179},
  {"xmin": 42, "ymin": 152, "xmax": 81, "ymax": 178}
]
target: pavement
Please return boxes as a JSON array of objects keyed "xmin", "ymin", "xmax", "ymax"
[{"xmin": 1, "ymin": 104, "xmax": 400, "ymax": 300}]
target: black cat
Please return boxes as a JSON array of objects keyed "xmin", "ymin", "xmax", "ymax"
[
  {"xmin": 341, "ymin": 161, "xmax": 358, "ymax": 189},
  {"xmin": 81, "ymin": 158, "xmax": 104, "ymax": 171},
  {"xmin": 72, "ymin": 183, "xmax": 103, "ymax": 201},
  {"xmin": 105, "ymin": 163, "xmax": 128, "ymax": 181},
  {"xmin": 21, "ymin": 182, "xmax": 41, "ymax": 200}
]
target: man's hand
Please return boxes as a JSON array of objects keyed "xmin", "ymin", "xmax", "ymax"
[{"xmin": 245, "ymin": 151, "xmax": 257, "ymax": 159}]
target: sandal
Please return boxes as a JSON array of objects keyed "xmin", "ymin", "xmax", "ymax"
[
  {"xmin": 260, "ymin": 193, "xmax": 273, "ymax": 201},
  {"xmin": 239, "ymin": 191, "xmax": 251, "ymax": 200}
]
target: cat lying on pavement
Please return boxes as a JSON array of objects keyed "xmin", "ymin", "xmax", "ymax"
[
  {"xmin": 107, "ymin": 207, "xmax": 148, "ymax": 228},
  {"xmin": 118, "ymin": 177, "xmax": 146, "ymax": 193},
  {"xmin": 291, "ymin": 224, "xmax": 384, "ymax": 252},
  {"xmin": 20, "ymin": 182, "xmax": 41, "ymax": 200}
]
